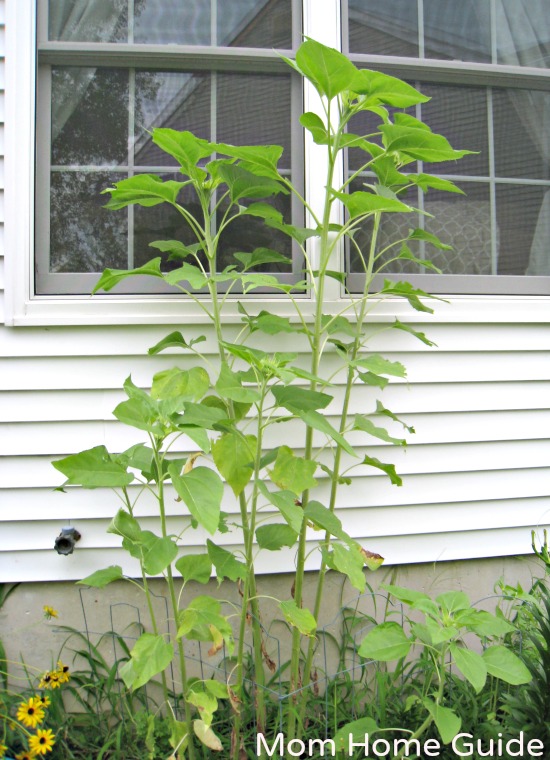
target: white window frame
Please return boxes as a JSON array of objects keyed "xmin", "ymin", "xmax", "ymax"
[{"xmin": 5, "ymin": 0, "xmax": 550, "ymax": 326}]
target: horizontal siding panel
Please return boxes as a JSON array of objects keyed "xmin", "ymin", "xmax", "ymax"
[
  {"xmin": 2, "ymin": 409, "xmax": 550, "ymax": 456},
  {"xmin": 0, "ymin": 527, "xmax": 538, "ymax": 582},
  {"xmin": 1, "ymin": 323, "xmax": 550, "ymax": 358},
  {"xmin": 2, "ymin": 381, "xmax": 550, "ymax": 423},
  {"xmin": 2, "ymin": 351, "xmax": 550, "ymax": 391}
]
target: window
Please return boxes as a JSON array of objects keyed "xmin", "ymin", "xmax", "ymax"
[
  {"xmin": 343, "ymin": 0, "xmax": 550, "ymax": 295},
  {"xmin": 34, "ymin": 0, "xmax": 303, "ymax": 295}
]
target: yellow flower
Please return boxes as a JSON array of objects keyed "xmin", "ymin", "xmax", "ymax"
[
  {"xmin": 16, "ymin": 752, "xmax": 36, "ymax": 760},
  {"xmin": 35, "ymin": 694, "xmax": 51, "ymax": 708},
  {"xmin": 16, "ymin": 697, "xmax": 46, "ymax": 728},
  {"xmin": 0, "ymin": 742, "xmax": 7, "ymax": 759},
  {"xmin": 42, "ymin": 606, "xmax": 58, "ymax": 620},
  {"xmin": 29, "ymin": 728, "xmax": 55, "ymax": 755},
  {"xmin": 55, "ymin": 661, "xmax": 70, "ymax": 684},
  {"xmin": 38, "ymin": 671, "xmax": 60, "ymax": 690}
]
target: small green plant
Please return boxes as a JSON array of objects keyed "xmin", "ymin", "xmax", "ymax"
[
  {"xmin": 350, "ymin": 584, "xmax": 532, "ymax": 757},
  {"xmin": 52, "ymin": 37, "xmax": 472, "ymax": 758}
]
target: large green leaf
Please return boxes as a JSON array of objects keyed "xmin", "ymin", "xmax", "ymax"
[
  {"xmin": 113, "ymin": 397, "xmax": 161, "ymax": 434},
  {"xmin": 383, "ymin": 584, "xmax": 432, "ymax": 606},
  {"xmin": 179, "ymin": 401, "xmax": 228, "ymax": 430},
  {"xmin": 334, "ymin": 718, "xmax": 379, "ymax": 755},
  {"xmin": 295, "ymin": 38, "xmax": 357, "ymax": 99},
  {"xmin": 304, "ymin": 500, "xmax": 351, "ymax": 543},
  {"xmin": 163, "ymin": 263, "xmax": 208, "ymax": 290},
  {"xmin": 269, "ymin": 446, "xmax": 317, "ymax": 496},
  {"xmin": 423, "ymin": 700, "xmax": 461, "ymax": 745},
  {"xmin": 178, "ymin": 596, "xmax": 233, "ymax": 656},
  {"xmin": 353, "ymin": 415, "xmax": 406, "ymax": 446},
  {"xmin": 435, "ymin": 590, "xmax": 470, "ymax": 614},
  {"xmin": 361, "ymin": 455, "xmax": 402, "ymax": 486},
  {"xmin": 187, "ymin": 690, "xmax": 218, "ymax": 727},
  {"xmin": 148, "ymin": 331, "xmax": 206, "ymax": 356},
  {"xmin": 380, "ymin": 280, "xmax": 437, "ymax": 313},
  {"xmin": 215, "ymin": 363, "xmax": 261, "ymax": 404},
  {"xmin": 256, "ymin": 524, "xmax": 298, "ymax": 551},
  {"xmin": 380, "ymin": 124, "xmax": 473, "ymax": 163},
  {"xmin": 151, "ymin": 366, "xmax": 210, "ymax": 402},
  {"xmin": 456, "ymin": 609, "xmax": 514, "ymax": 638},
  {"xmin": 52, "ymin": 446, "xmax": 133, "ymax": 488},
  {"xmin": 271, "ymin": 385, "xmax": 332, "ymax": 413},
  {"xmin": 193, "ymin": 720, "xmax": 223, "ymax": 751},
  {"xmin": 141, "ymin": 534, "xmax": 179, "ymax": 576},
  {"xmin": 258, "ymin": 483, "xmax": 304, "ymax": 534},
  {"xmin": 207, "ymin": 540, "xmax": 247, "ymax": 582},
  {"xmin": 211, "ymin": 433, "xmax": 256, "ymax": 496},
  {"xmin": 279, "ymin": 600, "xmax": 317, "ymax": 635},
  {"xmin": 482, "ymin": 646, "xmax": 532, "ymax": 685},
  {"xmin": 152, "ymin": 128, "xmax": 213, "ymax": 175},
  {"xmin": 215, "ymin": 142, "xmax": 284, "ymax": 181},
  {"xmin": 334, "ymin": 189, "xmax": 412, "ymax": 218},
  {"xmin": 120, "ymin": 633, "xmax": 173, "ymax": 691},
  {"xmin": 93, "ymin": 258, "xmax": 164, "ymax": 293},
  {"xmin": 103, "ymin": 174, "xmax": 187, "ymax": 209},
  {"xmin": 214, "ymin": 163, "xmax": 286, "ymax": 202},
  {"xmin": 175, "ymin": 554, "xmax": 212, "ymax": 585},
  {"xmin": 169, "ymin": 464, "xmax": 223, "ymax": 535},
  {"xmin": 300, "ymin": 112, "xmax": 329, "ymax": 144},
  {"xmin": 358, "ymin": 622, "xmax": 412, "ymax": 661},
  {"xmin": 77, "ymin": 566, "xmax": 124, "ymax": 588},
  {"xmin": 299, "ymin": 410, "xmax": 358, "ymax": 457},
  {"xmin": 449, "ymin": 644, "xmax": 487, "ymax": 694},
  {"xmin": 233, "ymin": 247, "xmax": 289, "ymax": 270},
  {"xmin": 351, "ymin": 69, "xmax": 429, "ymax": 107},
  {"xmin": 392, "ymin": 319, "xmax": 436, "ymax": 347},
  {"xmin": 107, "ymin": 509, "xmax": 142, "ymax": 542},
  {"xmin": 326, "ymin": 543, "xmax": 366, "ymax": 592}
]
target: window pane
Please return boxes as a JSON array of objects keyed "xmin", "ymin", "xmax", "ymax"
[
  {"xmin": 134, "ymin": 0, "xmax": 210, "ymax": 45},
  {"xmin": 496, "ymin": 0, "xmax": 550, "ymax": 68},
  {"xmin": 423, "ymin": 0, "xmax": 491, "ymax": 63},
  {"xmin": 348, "ymin": 0, "xmax": 418, "ymax": 57},
  {"xmin": 52, "ymin": 68, "xmax": 129, "ymax": 166},
  {"xmin": 496, "ymin": 185, "xmax": 550, "ymax": 275},
  {"xmin": 218, "ymin": 0, "xmax": 293, "ymax": 48},
  {"xmin": 134, "ymin": 72, "xmax": 211, "ymax": 167},
  {"xmin": 493, "ymin": 88, "xmax": 550, "ymax": 180},
  {"xmin": 49, "ymin": 172, "xmax": 128, "ymax": 273},
  {"xmin": 48, "ymin": 0, "xmax": 128, "ymax": 43},
  {"xmin": 217, "ymin": 73, "xmax": 292, "ymax": 169},
  {"xmin": 420, "ymin": 84, "xmax": 489, "ymax": 177}
]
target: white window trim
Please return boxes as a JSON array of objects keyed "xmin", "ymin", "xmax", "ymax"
[{"xmin": 5, "ymin": 0, "xmax": 550, "ymax": 326}]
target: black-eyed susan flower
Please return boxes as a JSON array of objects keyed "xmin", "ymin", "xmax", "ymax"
[
  {"xmin": 16, "ymin": 696, "xmax": 45, "ymax": 728},
  {"xmin": 42, "ymin": 606, "xmax": 58, "ymax": 620},
  {"xmin": 38, "ymin": 671, "xmax": 60, "ymax": 690},
  {"xmin": 29, "ymin": 728, "xmax": 55, "ymax": 755},
  {"xmin": 0, "ymin": 742, "xmax": 7, "ymax": 759},
  {"xmin": 16, "ymin": 752, "xmax": 35, "ymax": 760},
  {"xmin": 55, "ymin": 661, "xmax": 70, "ymax": 684},
  {"xmin": 35, "ymin": 694, "xmax": 51, "ymax": 708}
]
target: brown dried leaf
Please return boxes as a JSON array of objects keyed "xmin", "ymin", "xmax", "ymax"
[
  {"xmin": 183, "ymin": 452, "xmax": 201, "ymax": 474},
  {"xmin": 261, "ymin": 641, "xmax": 277, "ymax": 673}
]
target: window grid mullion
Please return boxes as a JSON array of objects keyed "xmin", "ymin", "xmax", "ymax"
[{"xmin": 487, "ymin": 87, "xmax": 498, "ymax": 276}]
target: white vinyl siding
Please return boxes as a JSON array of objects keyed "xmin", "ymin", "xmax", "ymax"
[{"xmin": 1, "ymin": 0, "xmax": 550, "ymax": 582}]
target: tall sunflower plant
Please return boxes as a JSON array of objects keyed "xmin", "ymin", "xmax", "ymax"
[{"xmin": 52, "ymin": 38, "xmax": 480, "ymax": 758}]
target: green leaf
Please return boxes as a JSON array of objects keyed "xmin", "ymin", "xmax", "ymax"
[
  {"xmin": 320, "ymin": 314, "xmax": 357, "ymax": 337},
  {"xmin": 357, "ymin": 371, "xmax": 388, "ymax": 389},
  {"xmin": 233, "ymin": 248, "xmax": 290, "ymax": 270},
  {"xmin": 107, "ymin": 509, "xmax": 142, "ymax": 542},
  {"xmin": 258, "ymin": 483, "xmax": 304, "ymax": 534},
  {"xmin": 351, "ymin": 69, "xmax": 429, "ymax": 107},
  {"xmin": 435, "ymin": 591, "xmax": 471, "ymax": 614},
  {"xmin": 113, "ymin": 397, "xmax": 161, "ymax": 434},
  {"xmin": 265, "ymin": 218, "xmax": 319, "ymax": 244},
  {"xmin": 361, "ymin": 455, "xmax": 402, "ymax": 486},
  {"xmin": 193, "ymin": 719, "xmax": 223, "ymax": 751},
  {"xmin": 409, "ymin": 173, "xmax": 465, "ymax": 195},
  {"xmin": 256, "ymin": 524, "xmax": 298, "ymax": 551},
  {"xmin": 149, "ymin": 239, "xmax": 201, "ymax": 261},
  {"xmin": 299, "ymin": 112, "xmax": 329, "ymax": 144},
  {"xmin": 327, "ymin": 543, "xmax": 366, "ymax": 592},
  {"xmin": 269, "ymin": 446, "xmax": 317, "ymax": 496},
  {"xmin": 176, "ymin": 554, "xmax": 212, "ymax": 585},
  {"xmin": 241, "ymin": 308, "xmax": 299, "ymax": 335},
  {"xmin": 239, "ymin": 203, "xmax": 283, "ymax": 225},
  {"xmin": 120, "ymin": 633, "xmax": 173, "ymax": 691},
  {"xmin": 295, "ymin": 38, "xmax": 357, "ymax": 99},
  {"xmin": 215, "ymin": 363, "xmax": 261, "ymax": 404},
  {"xmin": 383, "ymin": 584, "xmax": 433, "ymax": 607},
  {"xmin": 179, "ymin": 401, "xmax": 229, "ymax": 431},
  {"xmin": 423, "ymin": 700, "xmax": 461, "ymax": 745},
  {"xmin": 141, "ymin": 534, "xmax": 179, "ymax": 576},
  {"xmin": 103, "ymin": 174, "xmax": 187, "ymax": 209},
  {"xmin": 119, "ymin": 443, "xmax": 154, "ymax": 478},
  {"xmin": 376, "ymin": 400, "xmax": 415, "ymax": 434},
  {"xmin": 334, "ymin": 719, "xmax": 379, "ymax": 754},
  {"xmin": 450, "ymin": 644, "xmax": 487, "ymax": 694},
  {"xmin": 187, "ymin": 690, "xmax": 218, "ymax": 727},
  {"xmin": 397, "ymin": 243, "xmax": 442, "ymax": 274},
  {"xmin": 178, "ymin": 596, "xmax": 233, "ymax": 656},
  {"xmin": 457, "ymin": 609, "xmax": 514, "ymax": 638},
  {"xmin": 271, "ymin": 386, "xmax": 332, "ymax": 413},
  {"xmin": 380, "ymin": 280, "xmax": 437, "ymax": 313},
  {"xmin": 148, "ymin": 331, "xmax": 207, "ymax": 356},
  {"xmin": 163, "ymin": 262, "xmax": 208, "ymax": 290},
  {"xmin": 304, "ymin": 500, "xmax": 351, "ymax": 543},
  {"xmin": 215, "ymin": 142, "xmax": 284, "ymax": 181},
  {"xmin": 215, "ymin": 163, "xmax": 286, "ymax": 202},
  {"xmin": 170, "ymin": 464, "xmax": 223, "ymax": 536},
  {"xmin": 151, "ymin": 367, "xmax": 210, "ymax": 402},
  {"xmin": 279, "ymin": 600, "xmax": 317, "ymax": 635},
  {"xmin": 408, "ymin": 227, "xmax": 454, "ymax": 250},
  {"xmin": 93, "ymin": 258, "xmax": 164, "ymax": 294},
  {"xmin": 482, "ymin": 646, "xmax": 532, "ymax": 685},
  {"xmin": 353, "ymin": 415, "xmax": 406, "ymax": 446},
  {"xmin": 204, "ymin": 680, "xmax": 229, "ymax": 699},
  {"xmin": 211, "ymin": 433, "xmax": 256, "ymax": 496},
  {"xmin": 352, "ymin": 354, "xmax": 407, "ymax": 378},
  {"xmin": 392, "ymin": 319, "xmax": 436, "ymax": 347},
  {"xmin": 152, "ymin": 128, "xmax": 213, "ymax": 175},
  {"xmin": 52, "ymin": 446, "xmax": 134, "ymax": 488},
  {"xmin": 358, "ymin": 621, "xmax": 411, "ymax": 661},
  {"xmin": 77, "ymin": 565, "xmax": 124, "ymax": 588},
  {"xmin": 334, "ymin": 189, "xmax": 412, "ymax": 218},
  {"xmin": 380, "ymin": 124, "xmax": 474, "ymax": 163},
  {"xmin": 207, "ymin": 540, "xmax": 247, "ymax": 582}
]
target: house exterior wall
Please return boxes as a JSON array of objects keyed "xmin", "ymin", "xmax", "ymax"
[{"xmin": 1, "ymin": 0, "xmax": 550, "ymax": 584}]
